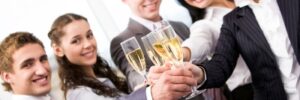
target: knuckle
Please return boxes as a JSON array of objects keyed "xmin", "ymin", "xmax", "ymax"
[
  {"xmin": 180, "ymin": 76, "xmax": 186, "ymax": 82},
  {"xmin": 149, "ymin": 67, "xmax": 155, "ymax": 72},
  {"xmin": 165, "ymin": 84, "xmax": 172, "ymax": 91}
]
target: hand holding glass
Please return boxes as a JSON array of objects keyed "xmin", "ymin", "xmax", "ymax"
[{"xmin": 154, "ymin": 21, "xmax": 203, "ymax": 99}]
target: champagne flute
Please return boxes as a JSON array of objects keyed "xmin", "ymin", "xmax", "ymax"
[
  {"xmin": 149, "ymin": 31, "xmax": 174, "ymax": 63},
  {"xmin": 154, "ymin": 20, "xmax": 203, "ymax": 99},
  {"xmin": 141, "ymin": 32, "xmax": 164, "ymax": 66},
  {"xmin": 121, "ymin": 37, "xmax": 147, "ymax": 80},
  {"xmin": 153, "ymin": 19, "xmax": 170, "ymax": 31},
  {"xmin": 154, "ymin": 21, "xmax": 184, "ymax": 65}
]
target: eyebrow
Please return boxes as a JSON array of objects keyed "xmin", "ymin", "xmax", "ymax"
[
  {"xmin": 19, "ymin": 54, "xmax": 47, "ymax": 69},
  {"xmin": 72, "ymin": 35, "xmax": 81, "ymax": 40},
  {"xmin": 20, "ymin": 58, "xmax": 35, "ymax": 69},
  {"xmin": 40, "ymin": 54, "xmax": 48, "ymax": 60},
  {"xmin": 71, "ymin": 29, "xmax": 92, "ymax": 39},
  {"xmin": 87, "ymin": 30, "xmax": 92, "ymax": 33}
]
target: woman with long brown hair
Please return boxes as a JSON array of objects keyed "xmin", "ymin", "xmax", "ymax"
[
  {"xmin": 47, "ymin": 13, "xmax": 197, "ymax": 100},
  {"xmin": 48, "ymin": 13, "xmax": 129, "ymax": 100}
]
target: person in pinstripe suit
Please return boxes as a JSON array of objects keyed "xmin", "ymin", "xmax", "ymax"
[
  {"xmin": 149, "ymin": 0, "xmax": 299, "ymax": 100},
  {"xmin": 193, "ymin": 0, "xmax": 300, "ymax": 100}
]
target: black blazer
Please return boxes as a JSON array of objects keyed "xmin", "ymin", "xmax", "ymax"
[
  {"xmin": 200, "ymin": 0, "xmax": 299, "ymax": 100},
  {"xmin": 110, "ymin": 19, "xmax": 190, "ymax": 91}
]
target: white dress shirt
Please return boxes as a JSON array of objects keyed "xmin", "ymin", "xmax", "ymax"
[
  {"xmin": 182, "ymin": 6, "xmax": 252, "ymax": 91},
  {"xmin": 235, "ymin": 0, "xmax": 300, "ymax": 99},
  {"xmin": 131, "ymin": 14, "xmax": 162, "ymax": 32},
  {"xmin": 67, "ymin": 77, "xmax": 152, "ymax": 100},
  {"xmin": 12, "ymin": 94, "xmax": 51, "ymax": 100}
]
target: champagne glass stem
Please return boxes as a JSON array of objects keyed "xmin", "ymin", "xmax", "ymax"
[{"xmin": 143, "ymin": 73, "xmax": 148, "ymax": 81}]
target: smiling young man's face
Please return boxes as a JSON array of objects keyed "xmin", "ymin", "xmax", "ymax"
[
  {"xmin": 124, "ymin": 0, "xmax": 162, "ymax": 21},
  {"xmin": 3, "ymin": 43, "xmax": 51, "ymax": 95}
]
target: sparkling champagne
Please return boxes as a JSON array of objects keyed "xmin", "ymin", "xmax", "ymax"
[
  {"xmin": 152, "ymin": 41, "xmax": 171, "ymax": 60},
  {"xmin": 126, "ymin": 48, "xmax": 146, "ymax": 74},
  {"xmin": 165, "ymin": 37, "xmax": 183, "ymax": 62},
  {"xmin": 146, "ymin": 49, "xmax": 164, "ymax": 66},
  {"xmin": 153, "ymin": 37, "xmax": 183, "ymax": 62}
]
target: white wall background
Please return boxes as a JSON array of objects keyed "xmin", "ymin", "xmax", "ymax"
[{"xmin": 0, "ymin": 0, "xmax": 190, "ymax": 99}]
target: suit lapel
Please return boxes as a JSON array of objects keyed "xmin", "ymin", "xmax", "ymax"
[
  {"xmin": 234, "ymin": 6, "xmax": 275, "ymax": 58},
  {"xmin": 127, "ymin": 19, "xmax": 154, "ymax": 67},
  {"xmin": 277, "ymin": 0, "xmax": 299, "ymax": 58},
  {"xmin": 127, "ymin": 19, "xmax": 151, "ymax": 36}
]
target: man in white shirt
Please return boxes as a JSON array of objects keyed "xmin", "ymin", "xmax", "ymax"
[
  {"xmin": 110, "ymin": 0, "xmax": 190, "ymax": 92},
  {"xmin": 109, "ymin": 0, "xmax": 208, "ymax": 99},
  {"xmin": 0, "ymin": 32, "xmax": 51, "ymax": 100}
]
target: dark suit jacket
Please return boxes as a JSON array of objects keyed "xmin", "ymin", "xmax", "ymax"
[
  {"xmin": 200, "ymin": 0, "xmax": 299, "ymax": 100},
  {"xmin": 110, "ymin": 19, "xmax": 190, "ymax": 91}
]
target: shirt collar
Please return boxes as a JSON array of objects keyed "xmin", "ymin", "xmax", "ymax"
[
  {"xmin": 12, "ymin": 94, "xmax": 51, "ymax": 100},
  {"xmin": 235, "ymin": 0, "xmax": 271, "ymax": 7},
  {"xmin": 205, "ymin": 7, "xmax": 232, "ymax": 20},
  {"xmin": 130, "ymin": 14, "xmax": 162, "ymax": 31}
]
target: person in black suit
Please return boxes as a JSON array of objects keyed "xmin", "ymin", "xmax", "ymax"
[
  {"xmin": 110, "ymin": 0, "xmax": 190, "ymax": 92},
  {"xmin": 149, "ymin": 0, "xmax": 300, "ymax": 100}
]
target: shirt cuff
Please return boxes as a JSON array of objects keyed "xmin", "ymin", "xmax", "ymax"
[
  {"xmin": 197, "ymin": 66, "xmax": 207, "ymax": 89},
  {"xmin": 146, "ymin": 86, "xmax": 153, "ymax": 100}
]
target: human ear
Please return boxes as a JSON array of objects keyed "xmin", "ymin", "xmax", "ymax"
[
  {"xmin": 1, "ymin": 72, "xmax": 12, "ymax": 84},
  {"xmin": 52, "ymin": 43, "xmax": 64, "ymax": 57}
]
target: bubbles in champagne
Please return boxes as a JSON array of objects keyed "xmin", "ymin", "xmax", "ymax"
[{"xmin": 126, "ymin": 48, "xmax": 146, "ymax": 74}]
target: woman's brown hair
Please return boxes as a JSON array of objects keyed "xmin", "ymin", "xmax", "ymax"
[{"xmin": 48, "ymin": 13, "xmax": 128, "ymax": 98}]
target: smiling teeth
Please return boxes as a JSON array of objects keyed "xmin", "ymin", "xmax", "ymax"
[
  {"xmin": 84, "ymin": 52, "xmax": 92, "ymax": 56},
  {"xmin": 33, "ymin": 77, "xmax": 46, "ymax": 82},
  {"xmin": 144, "ymin": 3, "xmax": 154, "ymax": 7}
]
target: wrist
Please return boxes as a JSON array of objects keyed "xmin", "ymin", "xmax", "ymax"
[
  {"xmin": 182, "ymin": 47, "xmax": 191, "ymax": 61},
  {"xmin": 197, "ymin": 66, "xmax": 206, "ymax": 87},
  {"xmin": 150, "ymin": 84, "xmax": 157, "ymax": 100}
]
